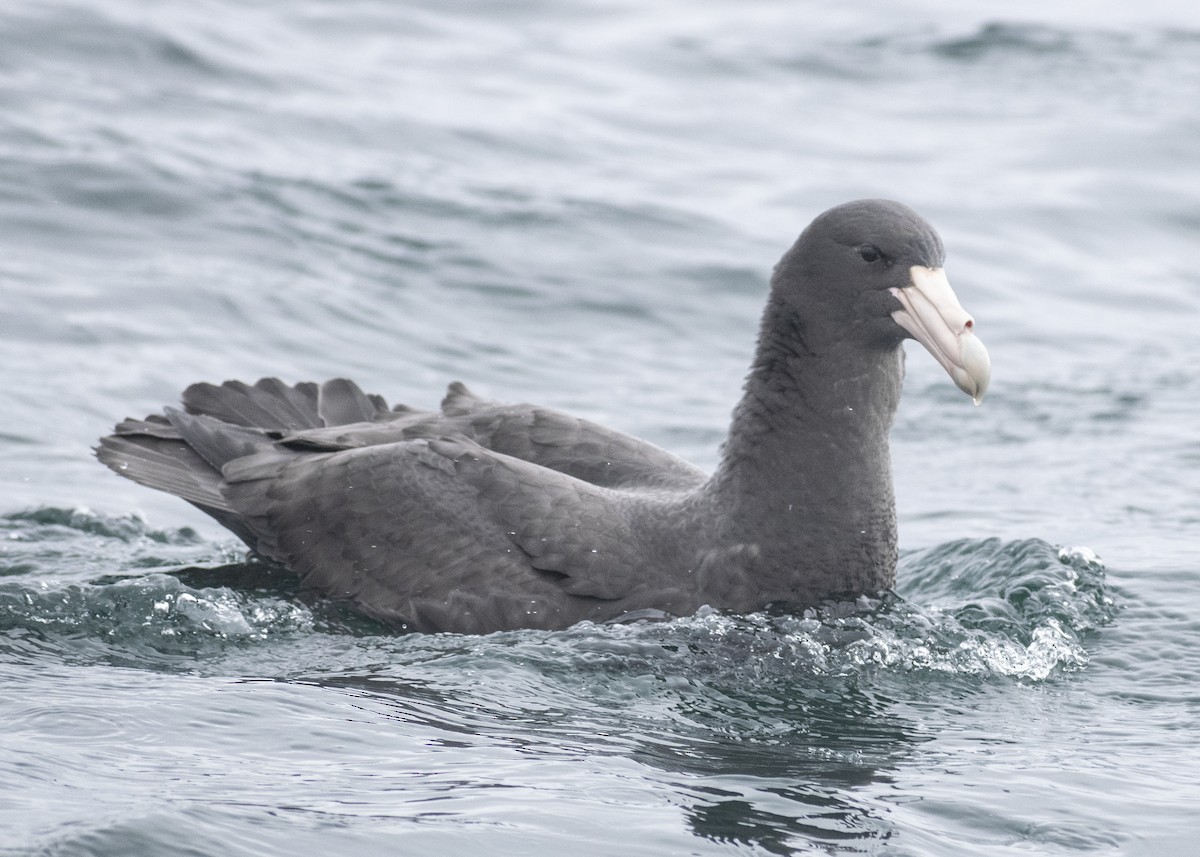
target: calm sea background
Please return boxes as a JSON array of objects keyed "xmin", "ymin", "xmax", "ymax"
[{"xmin": 2, "ymin": 1, "xmax": 1199, "ymax": 854}]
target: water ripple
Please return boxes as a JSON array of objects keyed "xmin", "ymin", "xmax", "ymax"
[{"xmin": 0, "ymin": 509, "xmax": 1113, "ymax": 690}]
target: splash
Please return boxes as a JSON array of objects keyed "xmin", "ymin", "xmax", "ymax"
[
  {"xmin": 0, "ymin": 507, "xmax": 315, "ymax": 665},
  {"xmin": 2, "ymin": 508, "xmax": 1115, "ymax": 682},
  {"xmin": 555, "ymin": 538, "xmax": 1116, "ymax": 684}
]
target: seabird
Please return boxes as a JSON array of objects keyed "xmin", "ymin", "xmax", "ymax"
[{"xmin": 97, "ymin": 199, "xmax": 990, "ymax": 633}]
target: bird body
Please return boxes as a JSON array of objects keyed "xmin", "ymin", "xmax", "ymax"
[{"xmin": 98, "ymin": 199, "xmax": 990, "ymax": 633}]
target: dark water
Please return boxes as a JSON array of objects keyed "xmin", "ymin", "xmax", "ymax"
[{"xmin": 3, "ymin": 1, "xmax": 1199, "ymax": 854}]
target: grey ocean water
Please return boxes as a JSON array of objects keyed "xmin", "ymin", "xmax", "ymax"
[{"xmin": 2, "ymin": 0, "xmax": 1199, "ymax": 854}]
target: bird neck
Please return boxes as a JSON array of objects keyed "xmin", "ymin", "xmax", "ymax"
[{"xmin": 707, "ymin": 295, "xmax": 903, "ymax": 603}]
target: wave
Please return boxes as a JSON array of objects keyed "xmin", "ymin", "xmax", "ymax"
[{"xmin": 1, "ymin": 507, "xmax": 1114, "ymax": 684}]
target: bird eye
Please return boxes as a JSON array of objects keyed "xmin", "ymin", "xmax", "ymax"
[{"xmin": 858, "ymin": 244, "xmax": 883, "ymax": 263}]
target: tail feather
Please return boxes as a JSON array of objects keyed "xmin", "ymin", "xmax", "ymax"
[
  {"xmin": 164, "ymin": 408, "xmax": 276, "ymax": 472},
  {"xmin": 181, "ymin": 377, "xmax": 391, "ymax": 431},
  {"xmin": 182, "ymin": 378, "xmax": 321, "ymax": 430},
  {"xmin": 96, "ymin": 429, "xmax": 265, "ymax": 548},
  {"xmin": 316, "ymin": 378, "xmax": 389, "ymax": 426},
  {"xmin": 112, "ymin": 414, "xmax": 181, "ymax": 439},
  {"xmin": 440, "ymin": 381, "xmax": 485, "ymax": 416},
  {"xmin": 243, "ymin": 377, "xmax": 324, "ymax": 427},
  {"xmin": 99, "ymin": 377, "xmax": 399, "ymax": 552},
  {"xmin": 96, "ymin": 430, "xmax": 227, "ymax": 511}
]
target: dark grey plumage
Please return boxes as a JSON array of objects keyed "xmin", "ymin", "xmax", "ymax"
[{"xmin": 97, "ymin": 199, "xmax": 989, "ymax": 633}]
